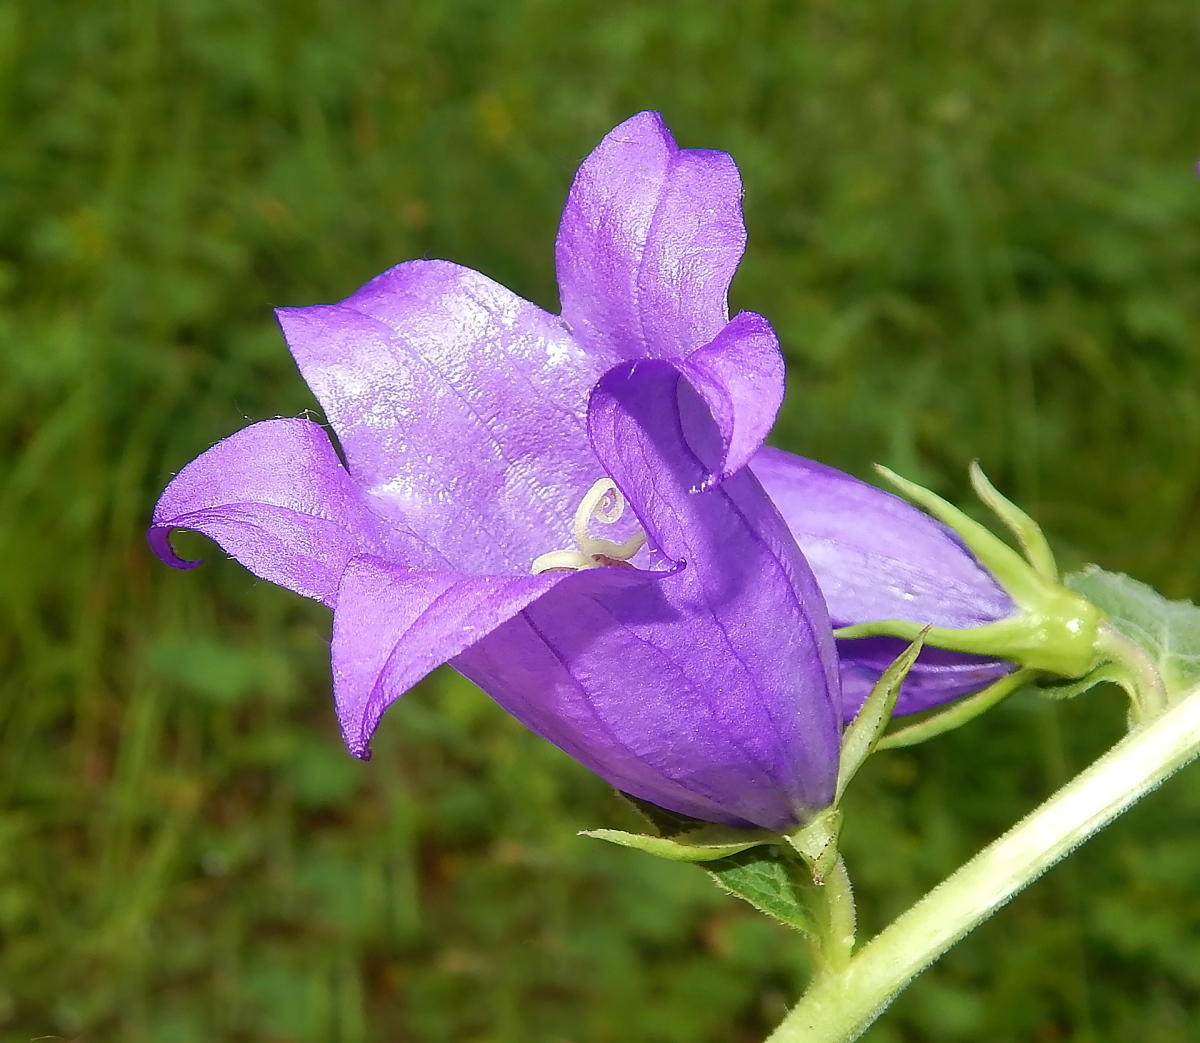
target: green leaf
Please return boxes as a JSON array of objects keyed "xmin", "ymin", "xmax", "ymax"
[
  {"xmin": 1065, "ymin": 565, "xmax": 1200, "ymax": 699},
  {"xmin": 703, "ymin": 848, "xmax": 819, "ymax": 935},
  {"xmin": 580, "ymin": 824, "xmax": 778, "ymax": 862}
]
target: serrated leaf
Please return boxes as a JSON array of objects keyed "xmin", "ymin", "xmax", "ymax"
[
  {"xmin": 580, "ymin": 824, "xmax": 777, "ymax": 862},
  {"xmin": 703, "ymin": 848, "xmax": 818, "ymax": 935},
  {"xmin": 1065, "ymin": 565, "xmax": 1200, "ymax": 699}
]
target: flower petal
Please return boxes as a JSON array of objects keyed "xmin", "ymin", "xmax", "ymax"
[
  {"xmin": 148, "ymin": 418, "xmax": 397, "ymax": 605},
  {"xmin": 330, "ymin": 558, "xmax": 629, "ymax": 758},
  {"xmin": 458, "ymin": 360, "xmax": 841, "ymax": 830},
  {"xmin": 453, "ymin": 571, "xmax": 774, "ymax": 827},
  {"xmin": 750, "ymin": 448, "xmax": 1015, "ymax": 628},
  {"xmin": 677, "ymin": 311, "xmax": 785, "ymax": 483},
  {"xmin": 556, "ymin": 111, "xmax": 746, "ymax": 359},
  {"xmin": 276, "ymin": 263, "xmax": 610, "ymax": 571}
]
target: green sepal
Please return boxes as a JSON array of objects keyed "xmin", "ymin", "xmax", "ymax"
[
  {"xmin": 616, "ymin": 792, "xmax": 710, "ymax": 837},
  {"xmin": 968, "ymin": 462, "xmax": 1057, "ymax": 582},
  {"xmin": 835, "ymin": 630, "xmax": 927, "ymax": 801},
  {"xmin": 703, "ymin": 848, "xmax": 820, "ymax": 935},
  {"xmin": 876, "ymin": 668, "xmax": 1037, "ymax": 749},
  {"xmin": 836, "ymin": 465, "xmax": 1106, "ymax": 680},
  {"xmin": 580, "ymin": 824, "xmax": 779, "ymax": 862},
  {"xmin": 783, "ymin": 807, "xmax": 843, "ymax": 883},
  {"xmin": 1036, "ymin": 665, "xmax": 1123, "ymax": 702},
  {"xmin": 874, "ymin": 465, "xmax": 1048, "ymax": 607}
]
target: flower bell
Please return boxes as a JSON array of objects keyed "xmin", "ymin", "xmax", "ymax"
[{"xmin": 148, "ymin": 112, "xmax": 842, "ymax": 831}]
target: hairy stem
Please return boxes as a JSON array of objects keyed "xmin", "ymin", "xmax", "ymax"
[
  {"xmin": 810, "ymin": 857, "xmax": 856, "ymax": 979},
  {"xmin": 768, "ymin": 682, "xmax": 1200, "ymax": 1043}
]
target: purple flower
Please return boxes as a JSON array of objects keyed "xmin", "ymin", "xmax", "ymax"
[
  {"xmin": 750, "ymin": 451, "xmax": 1017, "ymax": 719},
  {"xmin": 149, "ymin": 112, "xmax": 842, "ymax": 831}
]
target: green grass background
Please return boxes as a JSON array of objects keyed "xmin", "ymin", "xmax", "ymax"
[{"xmin": 3, "ymin": 1, "xmax": 1200, "ymax": 1040}]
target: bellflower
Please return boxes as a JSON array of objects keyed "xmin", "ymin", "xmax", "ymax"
[
  {"xmin": 149, "ymin": 112, "xmax": 1016, "ymax": 830},
  {"xmin": 149, "ymin": 112, "xmax": 842, "ymax": 831}
]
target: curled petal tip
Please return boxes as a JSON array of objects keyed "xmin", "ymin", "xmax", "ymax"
[
  {"xmin": 146, "ymin": 526, "xmax": 202, "ymax": 570},
  {"xmin": 678, "ymin": 311, "xmax": 785, "ymax": 482},
  {"xmin": 343, "ymin": 729, "xmax": 374, "ymax": 761}
]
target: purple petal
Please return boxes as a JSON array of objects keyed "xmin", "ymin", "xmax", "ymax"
[
  {"xmin": 750, "ymin": 448, "xmax": 1015, "ymax": 628},
  {"xmin": 148, "ymin": 419, "xmax": 398, "ymax": 606},
  {"xmin": 677, "ymin": 311, "xmax": 785, "ymax": 483},
  {"xmin": 556, "ymin": 111, "xmax": 746, "ymax": 360},
  {"xmin": 838, "ymin": 637, "xmax": 1015, "ymax": 719},
  {"xmin": 457, "ymin": 360, "xmax": 841, "ymax": 830},
  {"xmin": 454, "ymin": 571, "xmax": 774, "ymax": 827},
  {"xmin": 276, "ymin": 262, "xmax": 610, "ymax": 571},
  {"xmin": 331, "ymin": 557, "xmax": 589, "ymax": 758}
]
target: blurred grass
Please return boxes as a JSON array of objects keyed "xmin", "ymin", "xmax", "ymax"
[{"xmin": 2, "ymin": 0, "xmax": 1200, "ymax": 1039}]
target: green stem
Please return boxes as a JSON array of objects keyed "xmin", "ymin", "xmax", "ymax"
[
  {"xmin": 767, "ymin": 682, "xmax": 1200, "ymax": 1043},
  {"xmin": 810, "ymin": 857, "xmax": 857, "ymax": 979}
]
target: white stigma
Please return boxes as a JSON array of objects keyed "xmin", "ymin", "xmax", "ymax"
[{"xmin": 530, "ymin": 478, "xmax": 647, "ymax": 574}]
